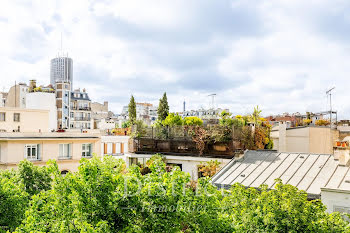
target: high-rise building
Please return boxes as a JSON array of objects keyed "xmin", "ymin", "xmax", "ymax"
[{"xmin": 50, "ymin": 56, "xmax": 73, "ymax": 89}]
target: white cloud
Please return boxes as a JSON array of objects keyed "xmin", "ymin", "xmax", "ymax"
[{"xmin": 1, "ymin": 0, "xmax": 350, "ymax": 118}]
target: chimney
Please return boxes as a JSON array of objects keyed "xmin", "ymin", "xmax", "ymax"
[
  {"xmin": 278, "ymin": 121, "xmax": 287, "ymax": 152},
  {"xmin": 334, "ymin": 137, "xmax": 350, "ymax": 166}
]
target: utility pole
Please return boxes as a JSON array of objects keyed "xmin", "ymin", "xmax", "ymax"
[
  {"xmin": 208, "ymin": 94, "xmax": 216, "ymax": 109},
  {"xmin": 14, "ymin": 81, "xmax": 16, "ymax": 108},
  {"xmin": 326, "ymin": 87, "xmax": 335, "ymax": 128}
]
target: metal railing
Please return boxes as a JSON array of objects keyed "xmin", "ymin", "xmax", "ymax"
[
  {"xmin": 73, "ymin": 117, "xmax": 91, "ymax": 121},
  {"xmin": 71, "ymin": 107, "xmax": 91, "ymax": 111}
]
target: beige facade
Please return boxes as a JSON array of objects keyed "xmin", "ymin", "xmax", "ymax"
[
  {"xmin": 5, "ymin": 83, "xmax": 28, "ymax": 108},
  {"xmin": 0, "ymin": 132, "xmax": 101, "ymax": 172},
  {"xmin": 91, "ymin": 101, "xmax": 110, "ymax": 120},
  {"xmin": 101, "ymin": 136, "xmax": 129, "ymax": 155},
  {"xmin": 0, "ymin": 107, "xmax": 50, "ymax": 133},
  {"xmin": 271, "ymin": 123, "xmax": 339, "ymax": 154}
]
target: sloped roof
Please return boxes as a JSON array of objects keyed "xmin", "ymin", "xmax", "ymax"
[{"xmin": 212, "ymin": 150, "xmax": 350, "ymax": 199}]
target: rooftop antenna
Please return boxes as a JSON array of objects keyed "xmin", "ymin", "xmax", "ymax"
[
  {"xmin": 60, "ymin": 32, "xmax": 63, "ymax": 56},
  {"xmin": 326, "ymin": 87, "xmax": 335, "ymax": 127},
  {"xmin": 208, "ymin": 93, "xmax": 216, "ymax": 109}
]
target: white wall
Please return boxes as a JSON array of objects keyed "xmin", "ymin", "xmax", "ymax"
[
  {"xmin": 26, "ymin": 92, "xmax": 57, "ymax": 131},
  {"xmin": 97, "ymin": 118, "xmax": 116, "ymax": 130},
  {"xmin": 0, "ymin": 93, "xmax": 4, "ymax": 107},
  {"xmin": 321, "ymin": 188, "xmax": 350, "ymax": 214},
  {"xmin": 120, "ymin": 153, "xmax": 231, "ymax": 180}
]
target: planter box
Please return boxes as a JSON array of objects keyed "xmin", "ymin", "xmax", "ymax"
[
  {"xmin": 157, "ymin": 141, "xmax": 171, "ymax": 151},
  {"xmin": 213, "ymin": 143, "xmax": 227, "ymax": 152}
]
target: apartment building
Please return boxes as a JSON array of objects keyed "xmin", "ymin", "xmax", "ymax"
[
  {"xmin": 0, "ymin": 132, "xmax": 100, "ymax": 172},
  {"xmin": 121, "ymin": 102, "xmax": 158, "ymax": 125},
  {"xmin": 0, "ymin": 92, "xmax": 6, "ymax": 107},
  {"xmin": 0, "ymin": 107, "xmax": 49, "ymax": 133},
  {"xmin": 26, "ymin": 91, "xmax": 57, "ymax": 131},
  {"xmin": 5, "ymin": 83, "xmax": 28, "ymax": 108},
  {"xmin": 271, "ymin": 122, "xmax": 339, "ymax": 154},
  {"xmin": 70, "ymin": 88, "xmax": 92, "ymax": 130},
  {"xmin": 55, "ymin": 82, "xmax": 71, "ymax": 129}
]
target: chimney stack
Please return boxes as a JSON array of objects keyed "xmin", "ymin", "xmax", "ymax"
[{"xmin": 334, "ymin": 137, "xmax": 350, "ymax": 166}]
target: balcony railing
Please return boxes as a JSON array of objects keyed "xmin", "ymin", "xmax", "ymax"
[
  {"xmin": 73, "ymin": 117, "xmax": 91, "ymax": 121},
  {"xmin": 58, "ymin": 156, "xmax": 72, "ymax": 160},
  {"xmin": 71, "ymin": 107, "xmax": 91, "ymax": 111}
]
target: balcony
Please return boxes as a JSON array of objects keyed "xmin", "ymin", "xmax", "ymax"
[
  {"xmin": 73, "ymin": 117, "xmax": 91, "ymax": 121},
  {"xmin": 71, "ymin": 106, "xmax": 91, "ymax": 111}
]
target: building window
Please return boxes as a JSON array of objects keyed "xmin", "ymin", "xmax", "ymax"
[
  {"xmin": 82, "ymin": 143, "xmax": 92, "ymax": 157},
  {"xmin": 107, "ymin": 143, "xmax": 113, "ymax": 154},
  {"xmin": 14, "ymin": 113, "xmax": 20, "ymax": 122},
  {"xmin": 25, "ymin": 144, "xmax": 40, "ymax": 160},
  {"xmin": 0, "ymin": 112, "xmax": 5, "ymax": 121},
  {"xmin": 59, "ymin": 144, "xmax": 71, "ymax": 159}
]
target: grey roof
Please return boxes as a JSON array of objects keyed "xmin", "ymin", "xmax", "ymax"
[{"xmin": 212, "ymin": 150, "xmax": 350, "ymax": 199}]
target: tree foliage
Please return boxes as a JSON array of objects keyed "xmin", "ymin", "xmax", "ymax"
[
  {"xmin": 198, "ymin": 160, "xmax": 221, "ymax": 177},
  {"xmin": 157, "ymin": 92, "xmax": 169, "ymax": 121},
  {"xmin": 0, "ymin": 156, "xmax": 349, "ymax": 232},
  {"xmin": 162, "ymin": 113, "xmax": 183, "ymax": 126},
  {"xmin": 183, "ymin": 116, "xmax": 203, "ymax": 126},
  {"xmin": 315, "ymin": 119, "xmax": 330, "ymax": 126},
  {"xmin": 128, "ymin": 95, "xmax": 137, "ymax": 124}
]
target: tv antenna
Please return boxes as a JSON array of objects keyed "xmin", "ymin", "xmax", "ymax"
[
  {"xmin": 208, "ymin": 93, "xmax": 216, "ymax": 109},
  {"xmin": 326, "ymin": 87, "xmax": 335, "ymax": 126}
]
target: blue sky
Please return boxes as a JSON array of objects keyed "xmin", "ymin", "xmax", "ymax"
[{"xmin": 1, "ymin": 0, "xmax": 350, "ymax": 118}]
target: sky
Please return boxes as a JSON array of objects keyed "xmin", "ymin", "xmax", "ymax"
[{"xmin": 1, "ymin": 0, "xmax": 350, "ymax": 118}]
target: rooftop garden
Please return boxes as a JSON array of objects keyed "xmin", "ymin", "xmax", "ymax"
[{"xmin": 130, "ymin": 103, "xmax": 273, "ymax": 156}]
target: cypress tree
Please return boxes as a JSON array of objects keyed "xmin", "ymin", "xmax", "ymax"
[
  {"xmin": 157, "ymin": 92, "xmax": 169, "ymax": 121},
  {"xmin": 128, "ymin": 95, "xmax": 137, "ymax": 124}
]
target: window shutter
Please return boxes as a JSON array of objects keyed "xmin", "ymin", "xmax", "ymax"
[
  {"xmin": 59, "ymin": 144, "xmax": 63, "ymax": 158},
  {"xmin": 24, "ymin": 145, "xmax": 27, "ymax": 159},
  {"xmin": 37, "ymin": 144, "xmax": 41, "ymax": 160},
  {"xmin": 90, "ymin": 144, "xmax": 93, "ymax": 156},
  {"xmin": 112, "ymin": 143, "xmax": 116, "ymax": 154},
  {"xmin": 104, "ymin": 143, "xmax": 107, "ymax": 154},
  {"xmin": 69, "ymin": 144, "xmax": 72, "ymax": 158}
]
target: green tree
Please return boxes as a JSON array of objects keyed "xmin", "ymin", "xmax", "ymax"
[
  {"xmin": 157, "ymin": 92, "xmax": 169, "ymax": 121},
  {"xmin": 0, "ymin": 172, "xmax": 28, "ymax": 233},
  {"xmin": 183, "ymin": 116, "xmax": 203, "ymax": 126},
  {"xmin": 251, "ymin": 105, "xmax": 262, "ymax": 125},
  {"xmin": 121, "ymin": 120, "xmax": 131, "ymax": 128},
  {"xmin": 162, "ymin": 113, "xmax": 183, "ymax": 126},
  {"xmin": 128, "ymin": 95, "xmax": 137, "ymax": 124},
  {"xmin": 16, "ymin": 160, "xmax": 52, "ymax": 196},
  {"xmin": 222, "ymin": 180, "xmax": 350, "ymax": 232},
  {"xmin": 5, "ymin": 155, "xmax": 350, "ymax": 233},
  {"xmin": 132, "ymin": 119, "xmax": 147, "ymax": 139}
]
